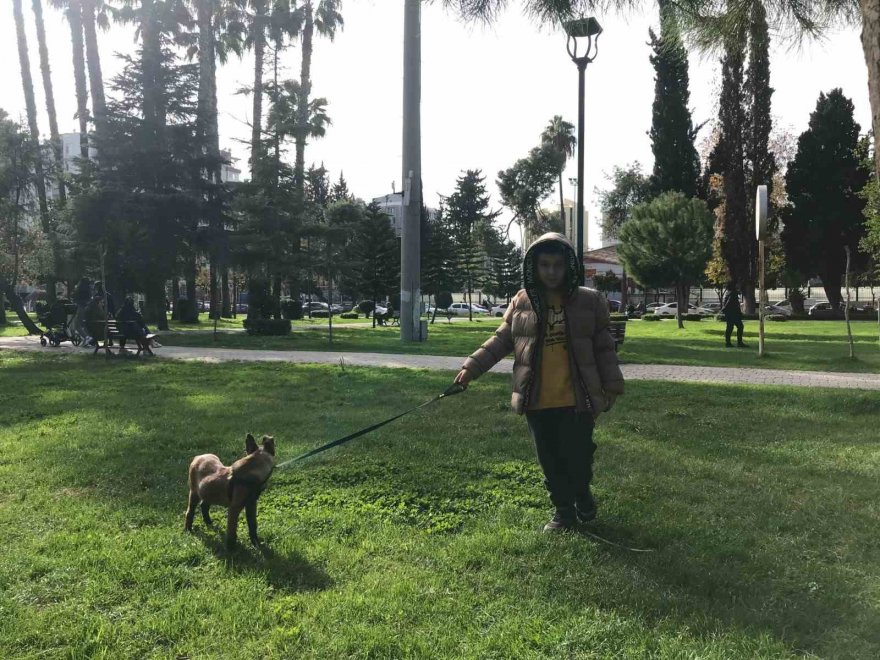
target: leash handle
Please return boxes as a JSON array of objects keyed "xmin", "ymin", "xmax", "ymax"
[{"xmin": 441, "ymin": 382, "xmax": 467, "ymax": 398}]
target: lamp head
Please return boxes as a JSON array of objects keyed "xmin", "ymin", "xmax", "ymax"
[{"xmin": 564, "ymin": 17, "xmax": 603, "ymax": 39}]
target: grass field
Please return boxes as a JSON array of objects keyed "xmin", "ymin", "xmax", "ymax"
[
  {"xmin": 153, "ymin": 317, "xmax": 880, "ymax": 373},
  {"xmin": 0, "ymin": 352, "xmax": 877, "ymax": 657}
]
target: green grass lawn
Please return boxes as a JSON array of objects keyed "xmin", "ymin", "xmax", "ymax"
[
  {"xmin": 156, "ymin": 317, "xmax": 880, "ymax": 373},
  {"xmin": 1, "ymin": 352, "xmax": 877, "ymax": 657},
  {"xmin": 7, "ymin": 313, "xmax": 880, "ymax": 373}
]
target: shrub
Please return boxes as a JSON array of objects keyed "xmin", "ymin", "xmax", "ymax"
[
  {"xmin": 310, "ymin": 310, "xmax": 330, "ymax": 318},
  {"xmin": 282, "ymin": 299, "xmax": 303, "ymax": 320},
  {"xmin": 610, "ymin": 314, "xmax": 628, "ymax": 322},
  {"xmin": 357, "ymin": 300, "xmax": 375, "ymax": 316},
  {"xmin": 642, "ymin": 313, "xmax": 661, "ymax": 321},
  {"xmin": 683, "ymin": 313, "xmax": 703, "ymax": 321},
  {"xmin": 340, "ymin": 312, "xmax": 359, "ymax": 319},
  {"xmin": 768, "ymin": 314, "xmax": 787, "ymax": 322},
  {"xmin": 716, "ymin": 313, "xmax": 759, "ymax": 321},
  {"xmin": 243, "ymin": 319, "xmax": 291, "ymax": 336}
]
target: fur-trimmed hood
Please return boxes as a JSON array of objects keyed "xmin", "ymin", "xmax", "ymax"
[{"xmin": 522, "ymin": 232, "xmax": 581, "ymax": 320}]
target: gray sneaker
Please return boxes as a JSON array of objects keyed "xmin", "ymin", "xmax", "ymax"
[{"xmin": 543, "ymin": 510, "xmax": 576, "ymax": 533}]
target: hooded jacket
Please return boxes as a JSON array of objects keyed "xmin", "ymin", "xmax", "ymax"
[{"xmin": 461, "ymin": 233, "xmax": 625, "ymax": 416}]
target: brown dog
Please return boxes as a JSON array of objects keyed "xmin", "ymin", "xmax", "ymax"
[{"xmin": 185, "ymin": 434, "xmax": 276, "ymax": 548}]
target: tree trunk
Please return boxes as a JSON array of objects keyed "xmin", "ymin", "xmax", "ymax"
[
  {"xmin": 144, "ymin": 279, "xmax": 169, "ymax": 331},
  {"xmin": 67, "ymin": 0, "xmax": 90, "ymax": 157},
  {"xmin": 845, "ymin": 246, "xmax": 855, "ymax": 359},
  {"xmin": 221, "ymin": 269, "xmax": 231, "ymax": 317},
  {"xmin": 82, "ymin": 0, "xmax": 105, "ymax": 135},
  {"xmin": 185, "ymin": 259, "xmax": 198, "ymax": 323},
  {"xmin": 1, "ymin": 279, "xmax": 41, "ymax": 334},
  {"xmin": 250, "ymin": 0, "xmax": 266, "ymax": 173},
  {"xmin": 558, "ymin": 171, "xmax": 566, "ymax": 239},
  {"xmin": 676, "ymin": 283, "xmax": 685, "ymax": 329},
  {"xmin": 32, "ymin": 0, "xmax": 65, "ymax": 203},
  {"xmin": 295, "ymin": 1, "xmax": 314, "ymax": 200},
  {"xmin": 861, "ymin": 0, "xmax": 880, "ymax": 180},
  {"xmin": 171, "ymin": 277, "xmax": 180, "ymax": 321},
  {"xmin": 13, "ymin": 0, "xmax": 56, "ymax": 303}
]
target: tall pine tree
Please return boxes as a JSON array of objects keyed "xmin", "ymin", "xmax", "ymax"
[{"xmin": 648, "ymin": 2, "xmax": 701, "ymax": 198}]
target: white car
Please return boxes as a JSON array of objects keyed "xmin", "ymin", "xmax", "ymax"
[
  {"xmin": 448, "ymin": 302, "xmax": 487, "ymax": 316},
  {"xmin": 490, "ymin": 303, "xmax": 508, "ymax": 317},
  {"xmin": 653, "ymin": 302, "xmax": 711, "ymax": 317}
]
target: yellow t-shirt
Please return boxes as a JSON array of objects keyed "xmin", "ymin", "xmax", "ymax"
[{"xmin": 533, "ymin": 291, "xmax": 576, "ymax": 410}]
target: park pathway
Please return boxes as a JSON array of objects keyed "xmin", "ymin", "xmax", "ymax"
[{"xmin": 2, "ymin": 335, "xmax": 880, "ymax": 390}]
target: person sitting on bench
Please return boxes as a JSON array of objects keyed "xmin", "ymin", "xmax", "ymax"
[{"xmin": 116, "ymin": 298, "xmax": 160, "ymax": 350}]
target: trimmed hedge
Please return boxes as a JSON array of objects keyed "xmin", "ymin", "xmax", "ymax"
[
  {"xmin": 684, "ymin": 313, "xmax": 703, "ymax": 321},
  {"xmin": 243, "ymin": 319, "xmax": 291, "ymax": 336},
  {"xmin": 768, "ymin": 314, "xmax": 788, "ymax": 322},
  {"xmin": 610, "ymin": 314, "xmax": 628, "ymax": 322},
  {"xmin": 642, "ymin": 314, "xmax": 661, "ymax": 321},
  {"xmin": 715, "ymin": 313, "xmax": 759, "ymax": 321},
  {"xmin": 340, "ymin": 312, "xmax": 359, "ymax": 319}
]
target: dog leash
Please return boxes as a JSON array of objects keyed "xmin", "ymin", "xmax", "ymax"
[
  {"xmin": 270, "ymin": 382, "xmax": 653, "ymax": 553},
  {"xmin": 273, "ymin": 382, "xmax": 467, "ymax": 471}
]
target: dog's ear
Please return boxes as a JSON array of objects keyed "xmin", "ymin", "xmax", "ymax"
[
  {"xmin": 261, "ymin": 435, "xmax": 276, "ymax": 456},
  {"xmin": 245, "ymin": 434, "xmax": 258, "ymax": 454}
]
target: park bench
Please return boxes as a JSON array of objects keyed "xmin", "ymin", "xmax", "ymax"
[
  {"xmin": 389, "ymin": 311, "xmax": 401, "ymax": 326},
  {"xmin": 86, "ymin": 319, "xmax": 156, "ymax": 357},
  {"xmin": 609, "ymin": 321, "xmax": 626, "ymax": 353}
]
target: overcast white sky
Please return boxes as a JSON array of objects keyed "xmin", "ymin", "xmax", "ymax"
[{"xmin": 0, "ymin": 0, "xmax": 870, "ymax": 248}]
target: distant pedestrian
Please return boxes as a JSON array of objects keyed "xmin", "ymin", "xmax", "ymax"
[
  {"xmin": 722, "ymin": 282, "xmax": 746, "ymax": 348},
  {"xmin": 72, "ymin": 277, "xmax": 92, "ymax": 344}
]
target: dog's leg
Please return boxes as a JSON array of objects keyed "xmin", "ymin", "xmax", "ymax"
[
  {"xmin": 245, "ymin": 496, "xmax": 259, "ymax": 546},
  {"xmin": 226, "ymin": 487, "xmax": 247, "ymax": 549},
  {"xmin": 200, "ymin": 502, "xmax": 213, "ymax": 527},
  {"xmin": 185, "ymin": 491, "xmax": 200, "ymax": 531}
]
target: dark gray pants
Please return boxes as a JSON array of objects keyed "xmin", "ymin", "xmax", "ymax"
[
  {"xmin": 725, "ymin": 317, "xmax": 744, "ymax": 345},
  {"xmin": 525, "ymin": 407, "xmax": 596, "ymax": 513}
]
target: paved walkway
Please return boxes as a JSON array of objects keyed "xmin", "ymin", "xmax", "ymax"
[{"xmin": 3, "ymin": 335, "xmax": 879, "ymax": 390}]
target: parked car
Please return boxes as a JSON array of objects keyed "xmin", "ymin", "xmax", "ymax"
[
  {"xmin": 703, "ymin": 301, "xmax": 721, "ymax": 312},
  {"xmin": 448, "ymin": 302, "xmax": 487, "ymax": 316},
  {"xmin": 302, "ymin": 301, "xmax": 329, "ymax": 314},
  {"xmin": 653, "ymin": 302, "xmax": 712, "ymax": 317},
  {"xmin": 646, "ymin": 302, "xmax": 664, "ymax": 311},
  {"xmin": 764, "ymin": 303, "xmax": 792, "ymax": 317},
  {"xmin": 490, "ymin": 303, "xmax": 508, "ymax": 317},
  {"xmin": 608, "ymin": 299, "xmax": 622, "ymax": 312}
]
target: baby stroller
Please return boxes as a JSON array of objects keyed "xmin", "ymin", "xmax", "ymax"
[{"xmin": 39, "ymin": 300, "xmax": 82, "ymax": 347}]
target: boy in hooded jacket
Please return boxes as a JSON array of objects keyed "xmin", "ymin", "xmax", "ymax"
[{"xmin": 455, "ymin": 233, "xmax": 625, "ymax": 532}]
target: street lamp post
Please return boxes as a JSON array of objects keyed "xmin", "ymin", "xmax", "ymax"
[{"xmin": 565, "ymin": 17, "xmax": 602, "ymax": 285}]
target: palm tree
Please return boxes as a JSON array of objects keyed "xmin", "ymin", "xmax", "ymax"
[
  {"xmin": 294, "ymin": 0, "xmax": 342, "ymax": 199},
  {"xmin": 31, "ymin": 0, "xmax": 66, "ymax": 203},
  {"xmin": 82, "ymin": 0, "xmax": 107, "ymax": 132},
  {"xmin": 50, "ymin": 0, "xmax": 90, "ymax": 158},
  {"xmin": 249, "ymin": 0, "xmax": 268, "ymax": 172},
  {"xmin": 13, "ymin": 0, "xmax": 57, "ymax": 302},
  {"xmin": 540, "ymin": 115, "xmax": 576, "ymax": 238}
]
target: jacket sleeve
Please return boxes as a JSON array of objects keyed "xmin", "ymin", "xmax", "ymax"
[
  {"xmin": 460, "ymin": 296, "xmax": 517, "ymax": 379},
  {"xmin": 592, "ymin": 293, "xmax": 625, "ymax": 399}
]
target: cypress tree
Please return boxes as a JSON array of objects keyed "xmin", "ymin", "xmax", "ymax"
[{"xmin": 647, "ymin": 3, "xmax": 701, "ymax": 198}]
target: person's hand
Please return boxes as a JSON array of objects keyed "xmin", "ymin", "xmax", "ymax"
[{"xmin": 454, "ymin": 369, "xmax": 473, "ymax": 389}]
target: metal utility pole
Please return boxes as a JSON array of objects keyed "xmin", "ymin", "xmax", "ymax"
[
  {"xmin": 756, "ymin": 185, "xmax": 768, "ymax": 357},
  {"xmin": 401, "ymin": 0, "xmax": 423, "ymax": 341},
  {"xmin": 564, "ymin": 18, "xmax": 602, "ymax": 285}
]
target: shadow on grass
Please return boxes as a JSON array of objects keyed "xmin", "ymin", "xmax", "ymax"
[{"xmin": 190, "ymin": 528, "xmax": 333, "ymax": 594}]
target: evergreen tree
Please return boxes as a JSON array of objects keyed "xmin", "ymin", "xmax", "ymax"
[
  {"xmin": 714, "ymin": 26, "xmax": 753, "ymax": 312},
  {"xmin": 597, "ymin": 162, "xmax": 653, "ymax": 241},
  {"xmin": 445, "ymin": 169, "xmax": 499, "ymax": 321},
  {"xmin": 342, "ymin": 202, "xmax": 399, "ymax": 327},
  {"xmin": 330, "ymin": 171, "xmax": 351, "ymax": 202},
  {"xmin": 497, "ymin": 143, "xmax": 562, "ymax": 244},
  {"xmin": 422, "ymin": 208, "xmax": 459, "ymax": 313},
  {"xmin": 781, "ymin": 90, "xmax": 869, "ymax": 309},
  {"xmin": 618, "ymin": 192, "xmax": 714, "ymax": 328},
  {"xmin": 648, "ymin": 4, "xmax": 701, "ymax": 198}
]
